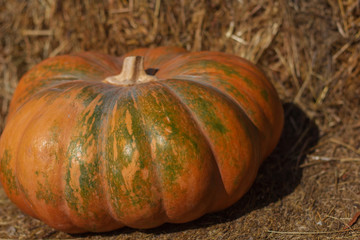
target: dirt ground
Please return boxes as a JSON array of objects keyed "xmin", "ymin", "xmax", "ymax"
[{"xmin": 0, "ymin": 0, "xmax": 360, "ymax": 239}]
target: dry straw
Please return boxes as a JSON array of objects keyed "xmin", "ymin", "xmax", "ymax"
[{"xmin": 0, "ymin": 0, "xmax": 359, "ymax": 239}]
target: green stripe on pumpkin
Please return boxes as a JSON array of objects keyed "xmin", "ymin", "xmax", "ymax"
[
  {"xmin": 105, "ymin": 88, "xmax": 155, "ymax": 217},
  {"xmin": 35, "ymin": 172, "xmax": 58, "ymax": 204},
  {"xmin": 261, "ymin": 89, "xmax": 269, "ymax": 102},
  {"xmin": 0, "ymin": 149, "xmax": 18, "ymax": 195},
  {"xmin": 163, "ymin": 80, "xmax": 229, "ymax": 137},
  {"xmin": 64, "ymin": 85, "xmax": 117, "ymax": 216},
  {"xmin": 197, "ymin": 60, "xmax": 256, "ymax": 89},
  {"xmin": 162, "ymin": 79, "xmax": 254, "ymax": 166},
  {"xmin": 133, "ymin": 83, "xmax": 210, "ymax": 191}
]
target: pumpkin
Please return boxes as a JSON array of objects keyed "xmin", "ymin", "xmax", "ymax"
[{"xmin": 0, "ymin": 47, "xmax": 283, "ymax": 233}]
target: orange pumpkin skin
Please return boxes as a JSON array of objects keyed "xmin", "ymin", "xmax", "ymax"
[{"xmin": 0, "ymin": 47, "xmax": 283, "ymax": 233}]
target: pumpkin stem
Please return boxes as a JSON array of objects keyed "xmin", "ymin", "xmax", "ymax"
[{"xmin": 104, "ymin": 56, "xmax": 157, "ymax": 86}]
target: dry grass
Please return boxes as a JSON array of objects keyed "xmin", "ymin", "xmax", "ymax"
[{"xmin": 0, "ymin": 0, "xmax": 360, "ymax": 239}]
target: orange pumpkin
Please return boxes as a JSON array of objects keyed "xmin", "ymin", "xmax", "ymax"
[{"xmin": 0, "ymin": 47, "xmax": 283, "ymax": 233}]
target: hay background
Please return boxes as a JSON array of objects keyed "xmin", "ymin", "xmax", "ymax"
[{"xmin": 0, "ymin": 0, "xmax": 360, "ymax": 239}]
